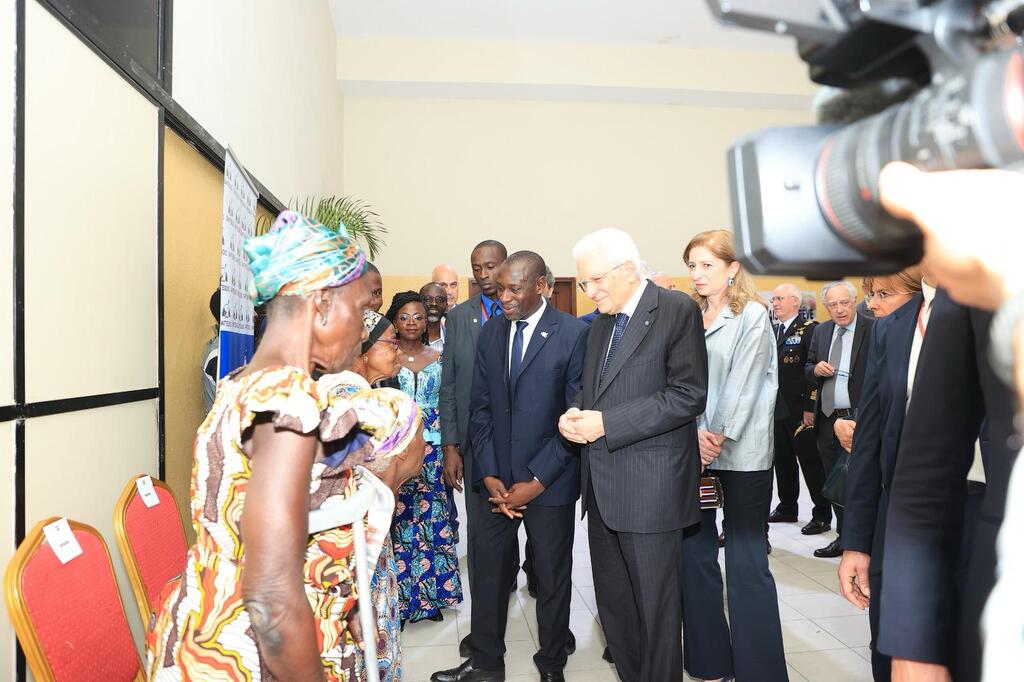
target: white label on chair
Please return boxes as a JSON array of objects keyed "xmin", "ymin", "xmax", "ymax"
[
  {"xmin": 43, "ymin": 518, "xmax": 83, "ymax": 564},
  {"xmin": 136, "ymin": 475, "xmax": 160, "ymax": 508}
]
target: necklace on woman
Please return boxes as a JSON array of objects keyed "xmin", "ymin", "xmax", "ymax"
[{"xmin": 407, "ymin": 355, "xmax": 416, "ymax": 362}]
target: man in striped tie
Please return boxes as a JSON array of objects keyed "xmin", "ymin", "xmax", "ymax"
[{"xmin": 559, "ymin": 228, "xmax": 708, "ymax": 682}]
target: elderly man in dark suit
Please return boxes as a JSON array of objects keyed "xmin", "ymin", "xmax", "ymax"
[
  {"xmin": 805, "ymin": 281, "xmax": 875, "ymax": 558},
  {"xmin": 558, "ymin": 228, "xmax": 708, "ymax": 682},
  {"xmin": 433, "ymin": 251, "xmax": 588, "ymax": 682},
  {"xmin": 769, "ymin": 282, "xmax": 831, "ymax": 534}
]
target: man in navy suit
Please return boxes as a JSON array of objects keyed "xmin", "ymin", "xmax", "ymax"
[
  {"xmin": 839, "ymin": 288, "xmax": 923, "ymax": 680},
  {"xmin": 432, "ymin": 251, "xmax": 588, "ymax": 682}
]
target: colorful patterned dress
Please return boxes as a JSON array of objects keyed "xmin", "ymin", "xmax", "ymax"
[
  {"xmin": 147, "ymin": 367, "xmax": 369, "ymax": 681},
  {"xmin": 391, "ymin": 360, "xmax": 463, "ymax": 622}
]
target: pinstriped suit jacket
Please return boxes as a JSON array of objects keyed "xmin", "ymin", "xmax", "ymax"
[{"xmin": 576, "ymin": 283, "xmax": 709, "ymax": 533}]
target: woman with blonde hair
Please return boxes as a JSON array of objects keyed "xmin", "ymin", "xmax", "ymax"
[{"xmin": 680, "ymin": 229, "xmax": 787, "ymax": 682}]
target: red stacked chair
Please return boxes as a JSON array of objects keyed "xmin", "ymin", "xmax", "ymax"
[
  {"xmin": 4, "ymin": 517, "xmax": 145, "ymax": 681},
  {"xmin": 113, "ymin": 475, "xmax": 188, "ymax": 624}
]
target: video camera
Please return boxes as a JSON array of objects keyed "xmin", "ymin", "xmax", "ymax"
[{"xmin": 708, "ymin": 0, "xmax": 1024, "ymax": 278}]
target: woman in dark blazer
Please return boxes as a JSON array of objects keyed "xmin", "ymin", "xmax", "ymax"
[{"xmin": 680, "ymin": 229, "xmax": 787, "ymax": 682}]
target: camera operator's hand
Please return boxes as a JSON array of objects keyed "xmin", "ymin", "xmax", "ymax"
[
  {"xmin": 879, "ymin": 162, "xmax": 1024, "ymax": 311},
  {"xmin": 814, "ymin": 361, "xmax": 836, "ymax": 378}
]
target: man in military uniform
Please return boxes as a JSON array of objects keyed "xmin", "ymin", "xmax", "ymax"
[{"xmin": 769, "ymin": 283, "xmax": 832, "ymax": 534}]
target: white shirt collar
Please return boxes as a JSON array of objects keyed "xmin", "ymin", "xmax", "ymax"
[
  {"xmin": 922, "ymin": 281, "xmax": 937, "ymax": 307},
  {"xmin": 780, "ymin": 313, "xmax": 798, "ymax": 330},
  {"xmin": 619, "ymin": 279, "xmax": 648, "ymax": 319}
]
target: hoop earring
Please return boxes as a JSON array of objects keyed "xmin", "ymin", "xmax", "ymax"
[{"xmin": 727, "ymin": 277, "xmax": 735, "ymax": 287}]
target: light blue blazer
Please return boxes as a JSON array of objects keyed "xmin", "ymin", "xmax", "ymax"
[{"xmin": 699, "ymin": 300, "xmax": 778, "ymax": 472}]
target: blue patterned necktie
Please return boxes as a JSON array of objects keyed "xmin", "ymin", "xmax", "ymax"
[
  {"xmin": 510, "ymin": 320, "xmax": 528, "ymax": 390},
  {"xmin": 600, "ymin": 313, "xmax": 630, "ymax": 385}
]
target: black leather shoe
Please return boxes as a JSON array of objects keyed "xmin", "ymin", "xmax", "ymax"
[
  {"xmin": 431, "ymin": 658, "xmax": 506, "ymax": 682},
  {"xmin": 540, "ymin": 672, "xmax": 565, "ymax": 682},
  {"xmin": 565, "ymin": 631, "xmax": 576, "ymax": 656},
  {"xmin": 602, "ymin": 647, "xmax": 614, "ymax": 663},
  {"xmin": 801, "ymin": 519, "xmax": 832, "ymax": 536},
  {"xmin": 814, "ymin": 539, "xmax": 843, "ymax": 558},
  {"xmin": 459, "ymin": 634, "xmax": 472, "ymax": 658},
  {"xmin": 768, "ymin": 508, "xmax": 798, "ymax": 523}
]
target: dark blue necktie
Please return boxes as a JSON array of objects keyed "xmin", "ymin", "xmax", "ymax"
[
  {"xmin": 600, "ymin": 313, "xmax": 630, "ymax": 385},
  {"xmin": 509, "ymin": 320, "xmax": 528, "ymax": 390}
]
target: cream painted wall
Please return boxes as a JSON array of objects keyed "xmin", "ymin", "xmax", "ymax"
[
  {"xmin": 0, "ymin": 0, "xmax": 13, "ymax": 408},
  {"xmin": 24, "ymin": 1, "xmax": 159, "ymax": 403},
  {"xmin": 0, "ymin": 421, "xmax": 14, "ymax": 681},
  {"xmin": 24, "ymin": 400, "xmax": 161, "ymax": 657},
  {"xmin": 342, "ymin": 97, "xmax": 812, "ymax": 278},
  {"xmin": 173, "ymin": 0, "xmax": 346, "ymax": 203}
]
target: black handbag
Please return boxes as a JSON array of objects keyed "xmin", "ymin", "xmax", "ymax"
[
  {"xmin": 822, "ymin": 450, "xmax": 851, "ymax": 507},
  {"xmin": 699, "ymin": 474, "xmax": 724, "ymax": 510}
]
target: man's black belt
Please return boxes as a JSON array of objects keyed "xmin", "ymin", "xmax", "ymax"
[{"xmin": 833, "ymin": 408, "xmax": 856, "ymax": 419}]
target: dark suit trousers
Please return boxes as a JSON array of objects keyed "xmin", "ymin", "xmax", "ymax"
[
  {"xmin": 867, "ymin": 489, "xmax": 891, "ymax": 682},
  {"xmin": 815, "ymin": 413, "xmax": 845, "ymax": 535},
  {"xmin": 586, "ymin": 478, "xmax": 683, "ymax": 682},
  {"xmin": 470, "ymin": 490, "xmax": 574, "ymax": 673},
  {"xmin": 680, "ymin": 469, "xmax": 788, "ymax": 682},
  {"xmin": 773, "ymin": 417, "xmax": 832, "ymax": 521}
]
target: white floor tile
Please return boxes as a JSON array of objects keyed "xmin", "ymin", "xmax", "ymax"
[
  {"xmin": 786, "ymin": 648, "xmax": 873, "ymax": 682},
  {"xmin": 814, "ymin": 615, "xmax": 872, "ymax": 648},
  {"xmin": 784, "ymin": 592, "xmax": 865, "ymax": 619},
  {"xmin": 782, "ymin": 618, "xmax": 847, "ymax": 653},
  {"xmin": 774, "ymin": 572, "xmax": 834, "ymax": 597}
]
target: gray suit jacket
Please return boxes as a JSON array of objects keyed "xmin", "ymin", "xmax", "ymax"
[
  {"xmin": 439, "ymin": 293, "xmax": 484, "ymax": 460},
  {"xmin": 576, "ymin": 284, "xmax": 709, "ymax": 533},
  {"xmin": 701, "ymin": 301, "xmax": 778, "ymax": 472}
]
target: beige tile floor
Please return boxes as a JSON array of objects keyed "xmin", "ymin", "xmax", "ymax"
[{"xmin": 401, "ymin": 483, "xmax": 873, "ymax": 682}]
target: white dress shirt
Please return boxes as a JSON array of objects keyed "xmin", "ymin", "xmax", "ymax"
[
  {"xmin": 830, "ymin": 314, "xmax": 858, "ymax": 410},
  {"xmin": 906, "ymin": 282, "xmax": 936, "ymax": 409},
  {"xmin": 507, "ymin": 298, "xmax": 547, "ymax": 374},
  {"xmin": 780, "ymin": 314, "xmax": 798, "ymax": 334}
]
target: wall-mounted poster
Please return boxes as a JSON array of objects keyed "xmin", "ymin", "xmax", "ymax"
[{"xmin": 218, "ymin": 146, "xmax": 258, "ymax": 378}]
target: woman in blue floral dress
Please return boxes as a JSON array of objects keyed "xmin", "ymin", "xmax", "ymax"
[{"xmin": 385, "ymin": 291, "xmax": 463, "ymax": 623}]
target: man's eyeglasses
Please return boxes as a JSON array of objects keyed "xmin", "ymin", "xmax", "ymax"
[
  {"xmin": 824, "ymin": 299, "xmax": 854, "ymax": 311},
  {"xmin": 578, "ymin": 262, "xmax": 627, "ymax": 293},
  {"xmin": 422, "ymin": 296, "xmax": 447, "ymax": 305}
]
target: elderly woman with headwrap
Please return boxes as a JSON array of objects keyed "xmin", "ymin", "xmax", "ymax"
[{"xmin": 147, "ymin": 211, "xmax": 416, "ymax": 682}]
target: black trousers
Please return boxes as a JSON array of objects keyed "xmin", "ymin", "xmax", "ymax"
[
  {"xmin": 815, "ymin": 413, "xmax": 845, "ymax": 535},
  {"xmin": 867, "ymin": 489, "xmax": 891, "ymax": 682},
  {"xmin": 469, "ymin": 490, "xmax": 575, "ymax": 673},
  {"xmin": 587, "ymin": 479, "xmax": 683, "ymax": 682},
  {"xmin": 773, "ymin": 416, "xmax": 832, "ymax": 521},
  {"xmin": 680, "ymin": 469, "xmax": 788, "ymax": 682}
]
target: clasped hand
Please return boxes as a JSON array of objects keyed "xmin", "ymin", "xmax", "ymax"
[
  {"xmin": 557, "ymin": 407, "xmax": 605, "ymax": 444},
  {"xmin": 483, "ymin": 476, "xmax": 544, "ymax": 519},
  {"xmin": 698, "ymin": 430, "xmax": 725, "ymax": 467}
]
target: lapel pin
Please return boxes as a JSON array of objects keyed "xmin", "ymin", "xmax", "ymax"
[
  {"xmin": 540, "ymin": 331, "xmax": 549, "ymax": 338},
  {"xmin": 473, "ymin": 318, "xmax": 478, "ymax": 324},
  {"xmin": 644, "ymin": 320, "xmax": 650, "ymax": 326}
]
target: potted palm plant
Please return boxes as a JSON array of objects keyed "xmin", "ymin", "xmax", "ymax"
[{"xmin": 257, "ymin": 195, "xmax": 388, "ymax": 259}]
